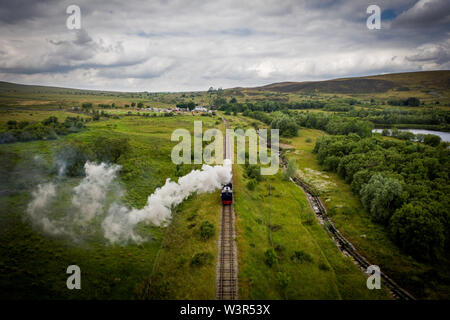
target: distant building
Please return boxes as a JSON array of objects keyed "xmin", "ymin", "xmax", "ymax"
[{"xmin": 194, "ymin": 106, "xmax": 208, "ymax": 112}]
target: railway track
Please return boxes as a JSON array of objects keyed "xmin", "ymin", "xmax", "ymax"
[
  {"xmin": 216, "ymin": 118, "xmax": 238, "ymax": 300},
  {"xmin": 216, "ymin": 204, "xmax": 238, "ymax": 299},
  {"xmin": 290, "ymin": 175, "xmax": 415, "ymax": 300}
]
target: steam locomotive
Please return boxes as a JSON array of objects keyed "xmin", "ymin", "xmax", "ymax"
[{"xmin": 221, "ymin": 183, "xmax": 233, "ymax": 205}]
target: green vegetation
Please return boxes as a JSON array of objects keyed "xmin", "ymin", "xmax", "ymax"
[{"xmin": 314, "ymin": 134, "xmax": 449, "ymax": 261}]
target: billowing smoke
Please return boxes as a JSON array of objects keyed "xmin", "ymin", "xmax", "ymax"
[
  {"xmin": 72, "ymin": 162, "xmax": 122, "ymax": 225},
  {"xmin": 27, "ymin": 182, "xmax": 67, "ymax": 236},
  {"xmin": 102, "ymin": 159, "xmax": 232, "ymax": 243},
  {"xmin": 26, "ymin": 159, "xmax": 232, "ymax": 244}
]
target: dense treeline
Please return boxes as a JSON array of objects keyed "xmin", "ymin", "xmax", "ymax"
[
  {"xmin": 218, "ymin": 99, "xmax": 356, "ymax": 114},
  {"xmin": 243, "ymin": 110, "xmax": 373, "ymax": 138},
  {"xmin": 387, "ymin": 97, "xmax": 420, "ymax": 106},
  {"xmin": 348, "ymin": 108, "xmax": 449, "ymax": 129},
  {"xmin": 314, "ymin": 134, "xmax": 449, "ymax": 260},
  {"xmin": 0, "ymin": 116, "xmax": 87, "ymax": 144}
]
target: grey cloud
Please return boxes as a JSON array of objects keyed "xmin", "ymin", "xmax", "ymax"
[
  {"xmin": 392, "ymin": 0, "xmax": 450, "ymax": 28},
  {"xmin": 0, "ymin": 0, "xmax": 449, "ymax": 91}
]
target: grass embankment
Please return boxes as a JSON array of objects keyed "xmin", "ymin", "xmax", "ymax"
[
  {"xmin": 234, "ymin": 165, "xmax": 389, "ymax": 299},
  {"xmin": 0, "ymin": 113, "xmax": 222, "ymax": 299},
  {"xmin": 285, "ymin": 128, "xmax": 450, "ymax": 299}
]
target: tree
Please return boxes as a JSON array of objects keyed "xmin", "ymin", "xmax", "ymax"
[
  {"xmin": 423, "ymin": 134, "xmax": 441, "ymax": 147},
  {"xmin": 360, "ymin": 173, "xmax": 404, "ymax": 224},
  {"xmin": 270, "ymin": 112, "xmax": 299, "ymax": 137},
  {"xmin": 81, "ymin": 102, "xmax": 93, "ymax": 110},
  {"xmin": 390, "ymin": 203, "xmax": 444, "ymax": 260},
  {"xmin": 199, "ymin": 221, "xmax": 215, "ymax": 240}
]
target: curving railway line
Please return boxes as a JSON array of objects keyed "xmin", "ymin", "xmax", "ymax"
[{"xmin": 289, "ymin": 170, "xmax": 415, "ymax": 300}]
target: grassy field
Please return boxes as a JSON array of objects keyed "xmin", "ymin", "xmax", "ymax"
[{"xmin": 0, "ymin": 112, "xmax": 223, "ymax": 299}]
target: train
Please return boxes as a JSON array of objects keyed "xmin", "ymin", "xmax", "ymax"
[{"xmin": 221, "ymin": 183, "xmax": 233, "ymax": 205}]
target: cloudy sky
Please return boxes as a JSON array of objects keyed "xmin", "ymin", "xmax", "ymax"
[{"xmin": 0, "ymin": 0, "xmax": 449, "ymax": 92}]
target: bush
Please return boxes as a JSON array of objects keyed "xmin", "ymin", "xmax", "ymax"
[
  {"xmin": 264, "ymin": 248, "xmax": 277, "ymax": 267},
  {"xmin": 246, "ymin": 179, "xmax": 257, "ymax": 191},
  {"xmin": 199, "ymin": 221, "xmax": 215, "ymax": 240},
  {"xmin": 290, "ymin": 250, "xmax": 313, "ymax": 263},
  {"xmin": 57, "ymin": 141, "xmax": 94, "ymax": 176},
  {"xmin": 244, "ymin": 164, "xmax": 261, "ymax": 181},
  {"xmin": 190, "ymin": 252, "xmax": 213, "ymax": 267},
  {"xmin": 277, "ymin": 272, "xmax": 290, "ymax": 291},
  {"xmin": 92, "ymin": 136, "xmax": 130, "ymax": 163},
  {"xmin": 423, "ymin": 134, "xmax": 441, "ymax": 147}
]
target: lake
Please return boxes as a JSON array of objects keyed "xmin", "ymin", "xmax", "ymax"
[{"xmin": 372, "ymin": 129, "xmax": 450, "ymax": 142}]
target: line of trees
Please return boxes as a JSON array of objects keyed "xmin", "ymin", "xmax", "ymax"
[{"xmin": 0, "ymin": 116, "xmax": 87, "ymax": 144}]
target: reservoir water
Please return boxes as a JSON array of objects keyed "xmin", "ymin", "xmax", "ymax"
[{"xmin": 372, "ymin": 129, "xmax": 450, "ymax": 143}]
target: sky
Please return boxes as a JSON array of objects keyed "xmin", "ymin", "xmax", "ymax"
[{"xmin": 0, "ymin": 0, "xmax": 449, "ymax": 92}]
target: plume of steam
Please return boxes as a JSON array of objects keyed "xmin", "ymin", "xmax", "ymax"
[
  {"xmin": 27, "ymin": 182, "xmax": 67, "ymax": 235},
  {"xmin": 72, "ymin": 162, "xmax": 122, "ymax": 225},
  {"xmin": 26, "ymin": 159, "xmax": 232, "ymax": 244},
  {"xmin": 102, "ymin": 159, "xmax": 232, "ymax": 243}
]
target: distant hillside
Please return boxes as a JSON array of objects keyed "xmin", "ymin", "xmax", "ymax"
[
  {"xmin": 0, "ymin": 81, "xmax": 122, "ymax": 95},
  {"xmin": 254, "ymin": 70, "xmax": 450, "ymax": 94}
]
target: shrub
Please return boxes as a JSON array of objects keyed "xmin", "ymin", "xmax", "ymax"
[
  {"xmin": 264, "ymin": 248, "xmax": 277, "ymax": 267},
  {"xmin": 190, "ymin": 252, "xmax": 213, "ymax": 267},
  {"xmin": 199, "ymin": 221, "xmax": 215, "ymax": 240},
  {"xmin": 246, "ymin": 179, "xmax": 257, "ymax": 191},
  {"xmin": 423, "ymin": 134, "xmax": 441, "ymax": 147},
  {"xmin": 290, "ymin": 250, "xmax": 313, "ymax": 264}
]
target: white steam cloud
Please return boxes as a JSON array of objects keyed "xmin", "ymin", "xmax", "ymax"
[
  {"xmin": 72, "ymin": 162, "xmax": 122, "ymax": 225},
  {"xmin": 102, "ymin": 159, "xmax": 232, "ymax": 243},
  {"xmin": 26, "ymin": 159, "xmax": 232, "ymax": 244}
]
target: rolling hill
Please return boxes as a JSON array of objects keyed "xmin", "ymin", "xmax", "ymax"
[{"xmin": 252, "ymin": 70, "xmax": 450, "ymax": 95}]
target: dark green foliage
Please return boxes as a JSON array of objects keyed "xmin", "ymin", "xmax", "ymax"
[
  {"xmin": 57, "ymin": 141, "xmax": 95, "ymax": 176},
  {"xmin": 81, "ymin": 102, "xmax": 93, "ymax": 109},
  {"xmin": 190, "ymin": 252, "xmax": 213, "ymax": 267},
  {"xmin": 348, "ymin": 107, "xmax": 448, "ymax": 129},
  {"xmin": 290, "ymin": 250, "xmax": 313, "ymax": 264},
  {"xmin": 0, "ymin": 116, "xmax": 86, "ymax": 144},
  {"xmin": 92, "ymin": 136, "xmax": 130, "ymax": 163},
  {"xmin": 176, "ymin": 101, "xmax": 196, "ymax": 110},
  {"xmin": 264, "ymin": 248, "xmax": 277, "ymax": 267},
  {"xmin": 388, "ymin": 97, "xmax": 420, "ymax": 106},
  {"xmin": 390, "ymin": 203, "xmax": 445, "ymax": 260},
  {"xmin": 246, "ymin": 179, "xmax": 257, "ymax": 191},
  {"xmin": 199, "ymin": 221, "xmax": 215, "ymax": 240},
  {"xmin": 314, "ymin": 134, "xmax": 449, "ymax": 260},
  {"xmin": 270, "ymin": 112, "xmax": 299, "ymax": 137},
  {"xmin": 56, "ymin": 135, "xmax": 130, "ymax": 176},
  {"xmin": 424, "ymin": 134, "xmax": 441, "ymax": 147},
  {"xmin": 244, "ymin": 164, "xmax": 262, "ymax": 182},
  {"xmin": 360, "ymin": 173, "xmax": 404, "ymax": 224}
]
